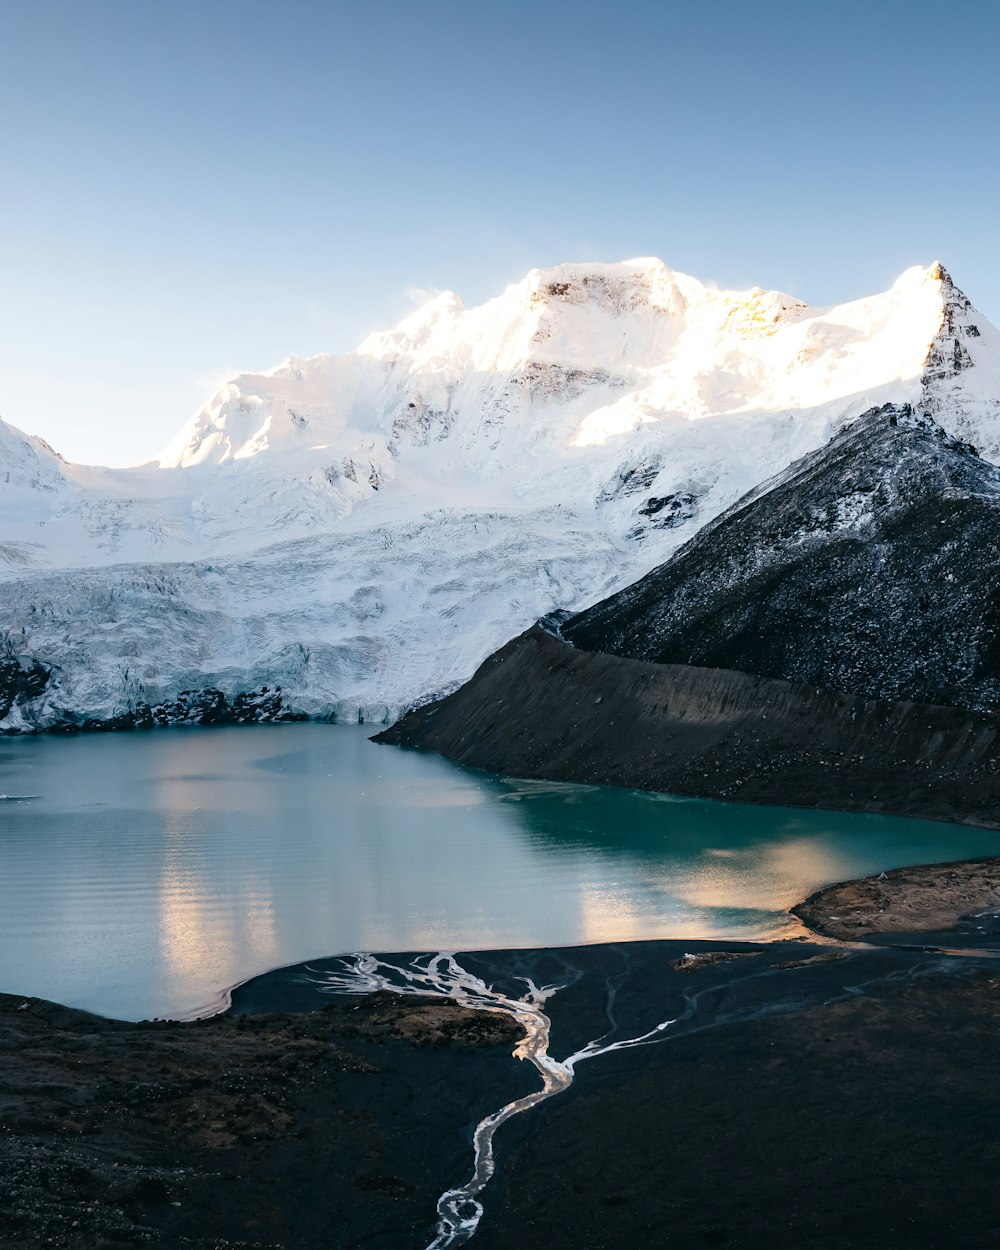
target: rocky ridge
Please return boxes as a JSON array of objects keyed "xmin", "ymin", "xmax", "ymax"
[{"xmin": 564, "ymin": 404, "xmax": 1000, "ymax": 711}]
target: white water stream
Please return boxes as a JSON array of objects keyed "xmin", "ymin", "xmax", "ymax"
[{"xmin": 310, "ymin": 950, "xmax": 834, "ymax": 1248}]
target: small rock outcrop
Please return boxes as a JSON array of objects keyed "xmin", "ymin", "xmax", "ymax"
[{"xmin": 0, "ymin": 652, "xmax": 51, "ymax": 720}]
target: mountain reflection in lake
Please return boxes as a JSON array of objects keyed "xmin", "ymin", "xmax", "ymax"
[{"xmin": 0, "ymin": 724, "xmax": 997, "ymax": 1021}]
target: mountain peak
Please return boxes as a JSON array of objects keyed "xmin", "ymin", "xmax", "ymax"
[
  {"xmin": 917, "ymin": 261, "xmax": 1000, "ymax": 459},
  {"xmin": 3, "ymin": 258, "xmax": 1000, "ymax": 731},
  {"xmin": 926, "ymin": 259, "xmax": 955, "ymax": 288}
]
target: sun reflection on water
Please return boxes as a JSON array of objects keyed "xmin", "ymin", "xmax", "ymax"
[{"xmin": 1, "ymin": 724, "xmax": 998, "ymax": 1019}]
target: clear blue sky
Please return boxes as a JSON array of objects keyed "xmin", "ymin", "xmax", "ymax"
[{"xmin": 3, "ymin": 0, "xmax": 999, "ymax": 465}]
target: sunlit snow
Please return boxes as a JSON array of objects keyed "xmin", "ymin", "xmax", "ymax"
[{"xmin": 0, "ymin": 258, "xmax": 996, "ymax": 728}]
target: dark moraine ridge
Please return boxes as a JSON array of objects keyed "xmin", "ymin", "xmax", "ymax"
[{"xmin": 376, "ymin": 624, "xmax": 1000, "ymax": 826}]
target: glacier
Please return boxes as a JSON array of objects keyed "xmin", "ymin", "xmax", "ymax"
[{"xmin": 1, "ymin": 257, "xmax": 997, "ymax": 731}]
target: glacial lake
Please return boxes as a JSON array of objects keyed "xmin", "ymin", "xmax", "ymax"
[{"xmin": 1, "ymin": 722, "xmax": 997, "ymax": 1021}]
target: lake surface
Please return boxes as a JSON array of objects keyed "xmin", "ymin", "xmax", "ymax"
[{"xmin": 1, "ymin": 723, "xmax": 997, "ymax": 1020}]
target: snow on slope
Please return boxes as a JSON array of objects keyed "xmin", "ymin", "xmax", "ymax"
[
  {"xmin": 919, "ymin": 264, "xmax": 1000, "ymax": 458},
  {"xmin": 562, "ymin": 403, "xmax": 1000, "ymax": 711},
  {"xmin": 0, "ymin": 258, "xmax": 997, "ymax": 729}
]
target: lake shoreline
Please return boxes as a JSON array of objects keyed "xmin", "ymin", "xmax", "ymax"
[
  {"xmin": 376, "ymin": 625, "xmax": 1000, "ymax": 831},
  {"xmin": 793, "ymin": 853, "xmax": 1000, "ymax": 941},
  {"xmin": 14, "ymin": 720, "xmax": 1000, "ymax": 1022},
  {"xmin": 3, "ymin": 856, "xmax": 1000, "ymax": 1248}
]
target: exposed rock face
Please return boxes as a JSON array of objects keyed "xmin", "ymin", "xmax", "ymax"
[
  {"xmin": 61, "ymin": 686, "xmax": 308, "ymax": 733},
  {"xmin": 1, "ymin": 677, "xmax": 306, "ymax": 735},
  {"xmin": 564, "ymin": 405, "xmax": 1000, "ymax": 711},
  {"xmin": 920, "ymin": 263, "xmax": 1000, "ymax": 460},
  {"xmin": 0, "ymin": 652, "xmax": 51, "ymax": 720}
]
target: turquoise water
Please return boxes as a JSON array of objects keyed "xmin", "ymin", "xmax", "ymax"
[{"xmin": 0, "ymin": 723, "xmax": 996, "ymax": 1020}]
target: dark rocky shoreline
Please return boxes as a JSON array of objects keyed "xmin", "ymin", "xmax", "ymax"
[
  {"xmin": 376, "ymin": 624, "xmax": 1000, "ymax": 829},
  {"xmin": 792, "ymin": 853, "xmax": 1000, "ymax": 941},
  {"xmin": 3, "ymin": 859, "xmax": 1000, "ymax": 1249},
  {"xmin": 0, "ymin": 675, "xmax": 309, "ymax": 735}
]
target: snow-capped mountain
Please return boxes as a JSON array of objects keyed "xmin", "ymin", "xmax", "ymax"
[{"xmin": 0, "ymin": 258, "xmax": 997, "ymax": 730}]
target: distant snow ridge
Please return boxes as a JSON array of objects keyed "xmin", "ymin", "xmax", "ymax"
[{"xmin": 0, "ymin": 258, "xmax": 998, "ymax": 731}]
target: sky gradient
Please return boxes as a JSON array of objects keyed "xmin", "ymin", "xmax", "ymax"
[{"xmin": 3, "ymin": 0, "xmax": 1000, "ymax": 465}]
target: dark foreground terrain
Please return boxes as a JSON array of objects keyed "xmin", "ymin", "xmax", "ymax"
[
  {"xmin": 473, "ymin": 959, "xmax": 1000, "ymax": 1250},
  {"xmin": 3, "ymin": 862, "xmax": 1000, "ymax": 1249},
  {"xmin": 0, "ymin": 990, "xmax": 525, "ymax": 1248}
]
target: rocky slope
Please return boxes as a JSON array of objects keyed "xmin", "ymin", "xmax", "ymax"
[
  {"xmin": 379, "ymin": 406, "xmax": 1000, "ymax": 824},
  {"xmin": 564, "ymin": 404, "xmax": 1000, "ymax": 710},
  {"xmin": 1, "ymin": 260, "xmax": 998, "ymax": 730}
]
